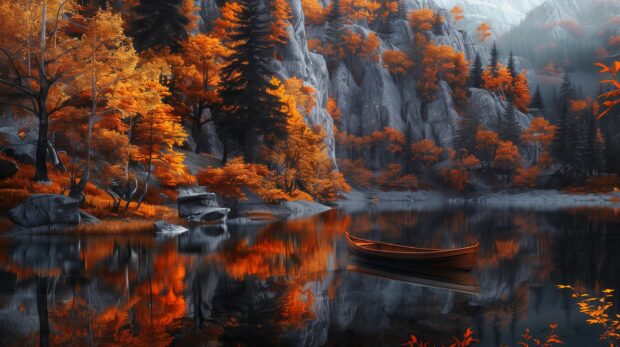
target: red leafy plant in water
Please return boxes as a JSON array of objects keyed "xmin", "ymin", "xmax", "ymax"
[
  {"xmin": 517, "ymin": 323, "xmax": 563, "ymax": 347},
  {"xmin": 403, "ymin": 328, "xmax": 479, "ymax": 347}
]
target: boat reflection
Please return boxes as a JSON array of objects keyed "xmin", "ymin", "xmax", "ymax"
[{"xmin": 346, "ymin": 256, "xmax": 480, "ymax": 295}]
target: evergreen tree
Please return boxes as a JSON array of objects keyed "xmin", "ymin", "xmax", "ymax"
[
  {"xmin": 552, "ymin": 74, "xmax": 576, "ymax": 164},
  {"xmin": 217, "ymin": 0, "xmax": 288, "ymax": 163},
  {"xmin": 455, "ymin": 110, "xmax": 480, "ymax": 155},
  {"xmin": 326, "ymin": 0, "xmax": 343, "ymax": 42},
  {"xmin": 469, "ymin": 54, "xmax": 483, "ymax": 89},
  {"xmin": 558, "ymin": 73, "xmax": 575, "ymax": 116},
  {"xmin": 490, "ymin": 42, "xmax": 500, "ymax": 77},
  {"xmin": 507, "ymin": 51, "xmax": 516, "ymax": 80},
  {"xmin": 529, "ymin": 85, "xmax": 545, "ymax": 112},
  {"xmin": 129, "ymin": 0, "xmax": 189, "ymax": 53},
  {"xmin": 499, "ymin": 101, "xmax": 521, "ymax": 146}
]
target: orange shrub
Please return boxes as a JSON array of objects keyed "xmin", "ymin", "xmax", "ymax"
[
  {"xmin": 377, "ymin": 164, "xmax": 417, "ymax": 191},
  {"xmin": 382, "ymin": 50, "xmax": 413, "ymax": 75},
  {"xmin": 339, "ymin": 159, "xmax": 374, "ymax": 187},
  {"xmin": 513, "ymin": 166, "xmax": 540, "ymax": 188},
  {"xmin": 411, "ymin": 139, "xmax": 443, "ymax": 165},
  {"xmin": 409, "ymin": 9, "xmax": 435, "ymax": 32},
  {"xmin": 440, "ymin": 167, "xmax": 469, "ymax": 192},
  {"xmin": 302, "ymin": 0, "xmax": 327, "ymax": 24}
]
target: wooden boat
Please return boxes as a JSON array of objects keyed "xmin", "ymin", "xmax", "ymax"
[
  {"xmin": 346, "ymin": 257, "xmax": 480, "ymax": 295},
  {"xmin": 345, "ymin": 232, "xmax": 479, "ymax": 271}
]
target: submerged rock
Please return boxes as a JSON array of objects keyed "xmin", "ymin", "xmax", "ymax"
[
  {"xmin": 177, "ymin": 186, "xmax": 230, "ymax": 223},
  {"xmin": 9, "ymin": 194, "xmax": 81, "ymax": 228},
  {"xmin": 153, "ymin": 221, "xmax": 188, "ymax": 235}
]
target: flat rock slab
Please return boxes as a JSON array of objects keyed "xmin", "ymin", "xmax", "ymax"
[
  {"xmin": 9, "ymin": 194, "xmax": 80, "ymax": 228},
  {"xmin": 154, "ymin": 221, "xmax": 188, "ymax": 235}
]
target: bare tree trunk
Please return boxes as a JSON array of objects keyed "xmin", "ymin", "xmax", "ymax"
[{"xmin": 34, "ymin": 1, "xmax": 49, "ymax": 182}]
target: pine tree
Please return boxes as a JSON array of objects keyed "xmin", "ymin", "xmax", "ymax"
[
  {"xmin": 326, "ymin": 0, "xmax": 343, "ymax": 42},
  {"xmin": 129, "ymin": 0, "xmax": 190, "ymax": 52},
  {"xmin": 499, "ymin": 101, "xmax": 521, "ymax": 146},
  {"xmin": 217, "ymin": 0, "xmax": 288, "ymax": 163},
  {"xmin": 558, "ymin": 73, "xmax": 575, "ymax": 116},
  {"xmin": 469, "ymin": 54, "xmax": 483, "ymax": 88},
  {"xmin": 529, "ymin": 85, "xmax": 545, "ymax": 112},
  {"xmin": 455, "ymin": 110, "xmax": 481, "ymax": 155},
  {"xmin": 490, "ymin": 42, "xmax": 499, "ymax": 77},
  {"xmin": 507, "ymin": 51, "xmax": 516, "ymax": 80},
  {"xmin": 552, "ymin": 74, "xmax": 576, "ymax": 164}
]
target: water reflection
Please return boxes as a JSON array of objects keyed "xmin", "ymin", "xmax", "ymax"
[{"xmin": 0, "ymin": 206, "xmax": 619, "ymax": 346}]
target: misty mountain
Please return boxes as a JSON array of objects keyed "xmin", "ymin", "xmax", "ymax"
[{"xmin": 434, "ymin": 0, "xmax": 545, "ymax": 35}]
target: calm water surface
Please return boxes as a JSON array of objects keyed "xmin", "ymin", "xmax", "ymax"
[{"xmin": 0, "ymin": 204, "xmax": 619, "ymax": 346}]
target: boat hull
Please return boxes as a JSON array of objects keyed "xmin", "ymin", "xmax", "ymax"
[{"xmin": 345, "ymin": 233, "xmax": 479, "ymax": 271}]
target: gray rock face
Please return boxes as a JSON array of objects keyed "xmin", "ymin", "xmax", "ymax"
[
  {"xmin": 9, "ymin": 194, "xmax": 81, "ymax": 228},
  {"xmin": 177, "ymin": 186, "xmax": 230, "ymax": 223},
  {"xmin": 0, "ymin": 158, "xmax": 17, "ymax": 179}
]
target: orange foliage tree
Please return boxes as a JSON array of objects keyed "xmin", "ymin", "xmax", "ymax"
[
  {"xmin": 197, "ymin": 156, "xmax": 284, "ymax": 201},
  {"xmin": 382, "ymin": 50, "xmax": 414, "ymax": 77},
  {"xmin": 418, "ymin": 43, "xmax": 469, "ymax": 106},
  {"xmin": 338, "ymin": 159, "xmax": 374, "ymax": 187},
  {"xmin": 476, "ymin": 128, "xmax": 501, "ymax": 167},
  {"xmin": 409, "ymin": 9, "xmax": 436, "ymax": 32},
  {"xmin": 482, "ymin": 64, "xmax": 531, "ymax": 112},
  {"xmin": 265, "ymin": 77, "xmax": 350, "ymax": 202},
  {"xmin": 493, "ymin": 141, "xmax": 522, "ymax": 180},
  {"xmin": 522, "ymin": 117, "xmax": 556, "ymax": 165},
  {"xmin": 376, "ymin": 164, "xmax": 417, "ymax": 191},
  {"xmin": 513, "ymin": 166, "xmax": 540, "ymax": 188},
  {"xmin": 175, "ymin": 33, "xmax": 230, "ymax": 151},
  {"xmin": 340, "ymin": 0, "xmax": 381, "ymax": 23},
  {"xmin": 451, "ymin": 6, "xmax": 464, "ymax": 23},
  {"xmin": 477, "ymin": 23, "xmax": 492, "ymax": 42},
  {"xmin": 440, "ymin": 167, "xmax": 469, "ymax": 192},
  {"xmin": 302, "ymin": 0, "xmax": 327, "ymax": 25},
  {"xmin": 411, "ymin": 139, "xmax": 443, "ymax": 167},
  {"xmin": 342, "ymin": 30, "xmax": 380, "ymax": 62},
  {"xmin": 270, "ymin": 0, "xmax": 293, "ymax": 45}
]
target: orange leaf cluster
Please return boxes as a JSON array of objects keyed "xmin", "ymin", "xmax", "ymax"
[
  {"xmin": 451, "ymin": 6, "xmax": 464, "ymax": 23},
  {"xmin": 596, "ymin": 61, "xmax": 620, "ymax": 119},
  {"xmin": 482, "ymin": 64, "xmax": 531, "ymax": 111},
  {"xmin": 338, "ymin": 159, "xmax": 374, "ymax": 187},
  {"xmin": 377, "ymin": 164, "xmax": 417, "ymax": 191},
  {"xmin": 340, "ymin": 0, "xmax": 382, "ymax": 23},
  {"xmin": 382, "ymin": 50, "xmax": 414, "ymax": 75},
  {"xmin": 418, "ymin": 43, "xmax": 469, "ymax": 105},
  {"xmin": 270, "ymin": 0, "xmax": 293, "ymax": 45},
  {"xmin": 342, "ymin": 30, "xmax": 381, "ymax": 62},
  {"xmin": 409, "ymin": 9, "xmax": 436, "ymax": 32},
  {"xmin": 477, "ymin": 23, "xmax": 492, "ymax": 42},
  {"xmin": 302, "ymin": 0, "xmax": 327, "ymax": 24},
  {"xmin": 411, "ymin": 139, "xmax": 443, "ymax": 165}
]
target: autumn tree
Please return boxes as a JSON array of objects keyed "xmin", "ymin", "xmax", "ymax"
[
  {"xmin": 217, "ymin": 0, "xmax": 288, "ymax": 163},
  {"xmin": 377, "ymin": 164, "xmax": 417, "ymax": 191},
  {"xmin": 270, "ymin": 0, "xmax": 293, "ymax": 46},
  {"xmin": 382, "ymin": 50, "xmax": 413, "ymax": 78},
  {"xmin": 409, "ymin": 9, "xmax": 435, "ymax": 32},
  {"xmin": 377, "ymin": 0, "xmax": 398, "ymax": 38},
  {"xmin": 264, "ymin": 77, "xmax": 349, "ymax": 202},
  {"xmin": 129, "ymin": 0, "xmax": 190, "ymax": 53},
  {"xmin": 493, "ymin": 141, "xmax": 521, "ymax": 181},
  {"xmin": 477, "ymin": 23, "xmax": 492, "ymax": 42},
  {"xmin": 174, "ymin": 34, "xmax": 230, "ymax": 153},
  {"xmin": 0, "ymin": 0, "xmax": 82, "ymax": 181},
  {"xmin": 342, "ymin": 30, "xmax": 380, "ymax": 62},
  {"xmin": 476, "ymin": 128, "xmax": 500, "ymax": 168},
  {"xmin": 411, "ymin": 139, "xmax": 443, "ymax": 168},
  {"xmin": 451, "ymin": 6, "xmax": 464, "ymax": 23},
  {"xmin": 302, "ymin": 0, "xmax": 327, "ymax": 25},
  {"xmin": 522, "ymin": 117, "xmax": 556, "ymax": 165},
  {"xmin": 418, "ymin": 43, "xmax": 469, "ymax": 106},
  {"xmin": 62, "ymin": 9, "xmax": 139, "ymax": 198},
  {"xmin": 340, "ymin": 0, "xmax": 381, "ymax": 23}
]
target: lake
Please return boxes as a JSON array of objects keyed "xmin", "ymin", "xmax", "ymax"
[{"xmin": 0, "ymin": 204, "xmax": 619, "ymax": 346}]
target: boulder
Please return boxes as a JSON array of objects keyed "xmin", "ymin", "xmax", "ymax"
[
  {"xmin": 9, "ymin": 194, "xmax": 81, "ymax": 228},
  {"xmin": 154, "ymin": 221, "xmax": 188, "ymax": 235},
  {"xmin": 177, "ymin": 186, "xmax": 230, "ymax": 223},
  {"xmin": 0, "ymin": 158, "xmax": 18, "ymax": 179}
]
